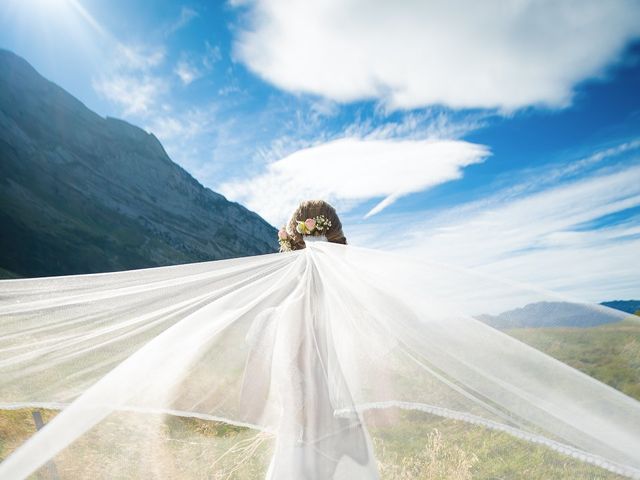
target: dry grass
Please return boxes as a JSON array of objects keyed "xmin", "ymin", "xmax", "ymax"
[
  {"xmin": 1, "ymin": 321, "xmax": 637, "ymax": 478},
  {"xmin": 367, "ymin": 408, "xmax": 625, "ymax": 480},
  {"xmin": 0, "ymin": 409, "xmax": 274, "ymax": 480},
  {"xmin": 375, "ymin": 429, "xmax": 477, "ymax": 480},
  {"xmin": 0, "ymin": 408, "xmax": 627, "ymax": 479}
]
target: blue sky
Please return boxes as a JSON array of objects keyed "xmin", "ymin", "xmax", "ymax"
[{"xmin": 1, "ymin": 0, "xmax": 640, "ymax": 300}]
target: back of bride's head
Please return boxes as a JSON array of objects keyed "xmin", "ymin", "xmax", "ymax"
[{"xmin": 279, "ymin": 200, "xmax": 346, "ymax": 251}]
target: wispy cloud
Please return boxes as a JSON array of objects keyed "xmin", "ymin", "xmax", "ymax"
[
  {"xmin": 232, "ymin": 0, "xmax": 640, "ymax": 111},
  {"xmin": 165, "ymin": 6, "xmax": 199, "ymax": 36},
  {"xmin": 203, "ymin": 41, "xmax": 222, "ymax": 69},
  {"xmin": 174, "ymin": 59, "xmax": 201, "ymax": 85},
  {"xmin": 351, "ymin": 141, "xmax": 640, "ymax": 301},
  {"xmin": 174, "ymin": 42, "xmax": 222, "ymax": 85},
  {"xmin": 113, "ymin": 44, "xmax": 165, "ymax": 71},
  {"xmin": 93, "ymin": 43, "xmax": 168, "ymax": 115},
  {"xmin": 219, "ymin": 137, "xmax": 489, "ymax": 224},
  {"xmin": 143, "ymin": 106, "xmax": 221, "ymax": 175},
  {"xmin": 344, "ymin": 109, "xmax": 489, "ymax": 142},
  {"xmin": 93, "ymin": 74, "xmax": 167, "ymax": 115},
  {"xmin": 146, "ymin": 110, "xmax": 208, "ymax": 141}
]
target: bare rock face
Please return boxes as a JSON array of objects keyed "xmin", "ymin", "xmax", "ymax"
[{"xmin": 0, "ymin": 49, "xmax": 277, "ymax": 278}]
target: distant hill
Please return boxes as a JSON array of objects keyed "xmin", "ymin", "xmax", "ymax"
[
  {"xmin": 600, "ymin": 300, "xmax": 640, "ymax": 315},
  {"xmin": 0, "ymin": 49, "xmax": 277, "ymax": 278},
  {"xmin": 477, "ymin": 301, "xmax": 626, "ymax": 329}
]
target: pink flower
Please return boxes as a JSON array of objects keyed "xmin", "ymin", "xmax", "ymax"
[
  {"xmin": 305, "ymin": 218, "xmax": 316, "ymax": 231},
  {"xmin": 278, "ymin": 228, "xmax": 289, "ymax": 240}
]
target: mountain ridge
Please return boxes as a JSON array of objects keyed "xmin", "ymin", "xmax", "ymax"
[
  {"xmin": 0, "ymin": 49, "xmax": 277, "ymax": 278},
  {"xmin": 477, "ymin": 300, "xmax": 638, "ymax": 329}
]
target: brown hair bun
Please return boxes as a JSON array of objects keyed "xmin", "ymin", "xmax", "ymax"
[{"xmin": 286, "ymin": 200, "xmax": 347, "ymax": 250}]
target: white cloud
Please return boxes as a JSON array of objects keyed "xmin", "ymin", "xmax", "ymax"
[
  {"xmin": 114, "ymin": 44, "xmax": 165, "ymax": 71},
  {"xmin": 219, "ymin": 137, "xmax": 490, "ymax": 225},
  {"xmin": 166, "ymin": 6, "xmax": 198, "ymax": 36},
  {"xmin": 344, "ymin": 110, "xmax": 488, "ymax": 143},
  {"xmin": 94, "ymin": 43, "xmax": 167, "ymax": 115},
  {"xmin": 232, "ymin": 0, "xmax": 640, "ymax": 111},
  {"xmin": 93, "ymin": 74, "xmax": 167, "ymax": 115},
  {"xmin": 217, "ymin": 85, "xmax": 243, "ymax": 96},
  {"xmin": 174, "ymin": 42, "xmax": 222, "ymax": 85},
  {"xmin": 202, "ymin": 41, "xmax": 222, "ymax": 69},
  {"xmin": 174, "ymin": 59, "xmax": 201, "ymax": 85},
  {"xmin": 351, "ymin": 145, "xmax": 640, "ymax": 302},
  {"xmin": 146, "ymin": 112, "xmax": 206, "ymax": 141}
]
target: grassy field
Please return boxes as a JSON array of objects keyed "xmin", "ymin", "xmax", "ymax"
[
  {"xmin": 1, "ymin": 318, "xmax": 638, "ymax": 479},
  {"xmin": 506, "ymin": 317, "xmax": 640, "ymax": 401}
]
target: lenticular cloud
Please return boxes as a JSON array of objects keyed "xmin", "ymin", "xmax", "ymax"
[{"xmin": 219, "ymin": 137, "xmax": 489, "ymax": 224}]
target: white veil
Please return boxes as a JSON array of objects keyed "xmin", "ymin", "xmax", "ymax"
[{"xmin": 0, "ymin": 242, "xmax": 639, "ymax": 479}]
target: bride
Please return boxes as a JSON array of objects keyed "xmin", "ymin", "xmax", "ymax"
[
  {"xmin": 0, "ymin": 199, "xmax": 639, "ymax": 479},
  {"xmin": 261, "ymin": 200, "xmax": 378, "ymax": 479}
]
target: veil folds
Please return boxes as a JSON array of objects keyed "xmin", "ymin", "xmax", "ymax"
[{"xmin": 0, "ymin": 243, "xmax": 639, "ymax": 479}]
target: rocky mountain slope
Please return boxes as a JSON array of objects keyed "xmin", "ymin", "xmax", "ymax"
[{"xmin": 0, "ymin": 49, "xmax": 277, "ymax": 278}]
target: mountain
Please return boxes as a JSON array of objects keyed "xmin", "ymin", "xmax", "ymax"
[
  {"xmin": 476, "ymin": 301, "xmax": 624, "ymax": 329},
  {"xmin": 600, "ymin": 300, "xmax": 640, "ymax": 315},
  {"xmin": 0, "ymin": 50, "xmax": 277, "ymax": 278}
]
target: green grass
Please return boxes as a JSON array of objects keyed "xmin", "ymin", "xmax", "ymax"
[
  {"xmin": 369, "ymin": 409, "xmax": 624, "ymax": 480},
  {"xmin": 0, "ymin": 408, "xmax": 625, "ymax": 480},
  {"xmin": 506, "ymin": 318, "xmax": 640, "ymax": 400},
  {"xmin": 0, "ymin": 409, "xmax": 274, "ymax": 480}
]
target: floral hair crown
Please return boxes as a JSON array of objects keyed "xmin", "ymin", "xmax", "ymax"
[{"xmin": 278, "ymin": 215, "xmax": 333, "ymax": 252}]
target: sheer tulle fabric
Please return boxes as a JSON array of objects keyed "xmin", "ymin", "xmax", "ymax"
[{"xmin": 0, "ymin": 243, "xmax": 639, "ymax": 479}]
